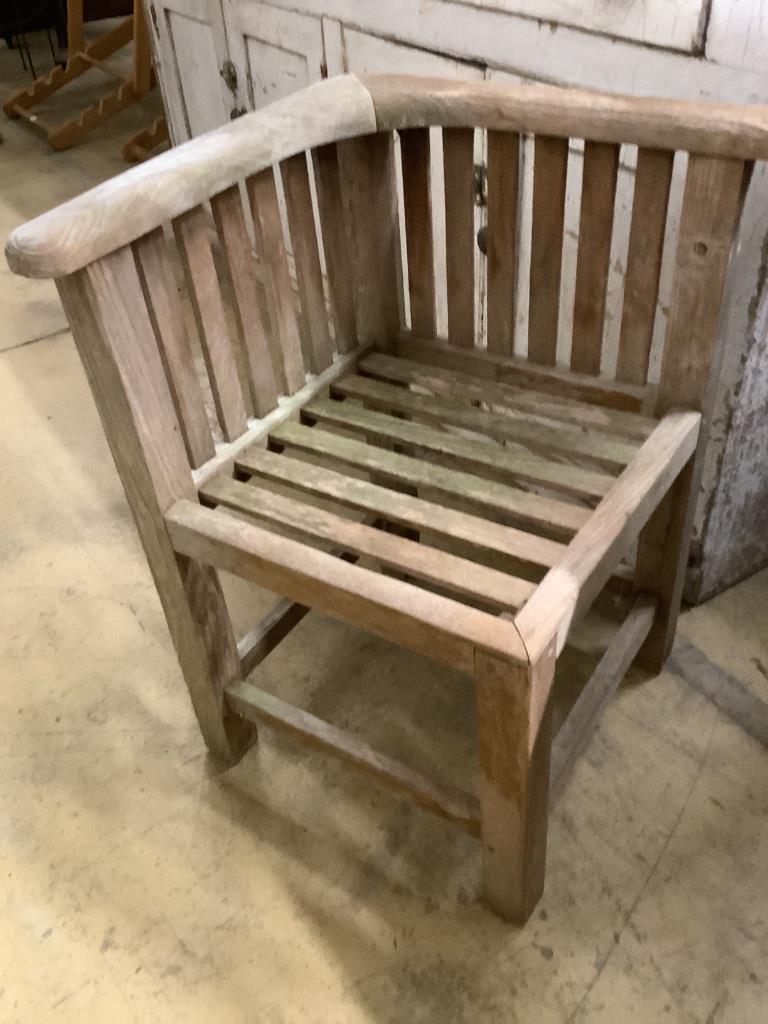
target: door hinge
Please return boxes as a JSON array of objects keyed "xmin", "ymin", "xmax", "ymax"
[{"xmin": 220, "ymin": 60, "xmax": 238, "ymax": 93}]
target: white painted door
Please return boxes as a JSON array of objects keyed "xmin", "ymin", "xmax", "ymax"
[
  {"xmin": 440, "ymin": 0, "xmax": 708, "ymax": 52},
  {"xmin": 324, "ymin": 22, "xmax": 487, "ymax": 343},
  {"xmin": 146, "ymin": 0, "xmax": 235, "ymax": 142},
  {"xmin": 221, "ymin": 1, "xmax": 326, "ymax": 110}
]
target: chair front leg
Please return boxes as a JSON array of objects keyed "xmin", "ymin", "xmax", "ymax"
[
  {"xmin": 475, "ymin": 645, "xmax": 555, "ymax": 923},
  {"xmin": 635, "ymin": 452, "xmax": 697, "ymax": 673}
]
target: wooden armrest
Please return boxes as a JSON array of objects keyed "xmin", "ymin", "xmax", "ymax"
[
  {"xmin": 515, "ymin": 409, "xmax": 701, "ymax": 661},
  {"xmin": 363, "ymin": 74, "xmax": 768, "ymax": 159},
  {"xmin": 5, "ymin": 75, "xmax": 376, "ymax": 279}
]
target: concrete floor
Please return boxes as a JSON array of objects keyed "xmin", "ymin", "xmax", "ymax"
[{"xmin": 2, "ymin": 32, "xmax": 768, "ymax": 1024}]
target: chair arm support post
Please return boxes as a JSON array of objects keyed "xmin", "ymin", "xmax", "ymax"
[{"xmin": 514, "ymin": 409, "xmax": 701, "ymax": 665}]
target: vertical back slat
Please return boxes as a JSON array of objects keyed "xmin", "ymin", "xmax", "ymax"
[
  {"xmin": 442, "ymin": 127, "xmax": 475, "ymax": 349},
  {"xmin": 313, "ymin": 143, "xmax": 358, "ymax": 354},
  {"xmin": 656, "ymin": 154, "xmax": 746, "ymax": 417},
  {"xmin": 616, "ymin": 147, "xmax": 674, "ymax": 386},
  {"xmin": 486, "ymin": 130, "xmax": 520, "ymax": 356},
  {"xmin": 282, "ymin": 153, "xmax": 334, "ymax": 376},
  {"xmin": 134, "ymin": 228, "xmax": 215, "ymax": 468},
  {"xmin": 339, "ymin": 132, "xmax": 401, "ymax": 349},
  {"xmin": 247, "ymin": 167, "xmax": 306, "ymax": 395},
  {"xmin": 400, "ymin": 128, "xmax": 436, "ymax": 337},
  {"xmin": 571, "ymin": 140, "xmax": 620, "ymax": 375},
  {"xmin": 211, "ymin": 186, "xmax": 279, "ymax": 416},
  {"xmin": 173, "ymin": 206, "xmax": 249, "ymax": 442},
  {"xmin": 529, "ymin": 135, "xmax": 568, "ymax": 366}
]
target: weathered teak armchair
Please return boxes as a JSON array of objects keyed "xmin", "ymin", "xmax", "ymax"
[{"xmin": 7, "ymin": 75, "xmax": 764, "ymax": 922}]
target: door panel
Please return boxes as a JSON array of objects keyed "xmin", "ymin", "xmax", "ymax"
[
  {"xmin": 147, "ymin": 0, "xmax": 233, "ymax": 141},
  {"xmin": 223, "ymin": 2, "xmax": 325, "ymax": 109},
  {"xmin": 442, "ymin": 0, "xmax": 707, "ymax": 53}
]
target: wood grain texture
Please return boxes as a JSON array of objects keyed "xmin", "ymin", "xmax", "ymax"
[
  {"xmin": 361, "ymin": 352, "xmax": 655, "ymax": 440},
  {"xmin": 333, "ymin": 373, "xmax": 638, "ymax": 473},
  {"xmin": 202, "ymin": 475, "xmax": 535, "ymax": 611},
  {"xmin": 236, "ymin": 444, "xmax": 565, "ymax": 570},
  {"xmin": 247, "ymin": 167, "xmax": 306, "ymax": 395},
  {"xmin": 515, "ymin": 408, "xmax": 701, "ymax": 663},
  {"xmin": 282, "ymin": 153, "xmax": 334, "ymax": 375},
  {"xmin": 271, "ymin": 422, "xmax": 589, "ymax": 538},
  {"xmin": 475, "ymin": 645, "xmax": 554, "ymax": 923},
  {"xmin": 656, "ymin": 155, "xmax": 746, "ymax": 417},
  {"xmin": 57, "ymin": 249, "xmax": 253, "ymax": 764},
  {"xmin": 363, "ymin": 74, "xmax": 768, "ymax": 159},
  {"xmin": 486, "ymin": 130, "xmax": 520, "ymax": 356},
  {"xmin": 305, "ymin": 397, "xmax": 614, "ymax": 502},
  {"xmin": 528, "ymin": 135, "xmax": 568, "ymax": 366},
  {"xmin": 226, "ymin": 681, "xmax": 481, "ymax": 834},
  {"xmin": 172, "ymin": 206, "xmax": 249, "ymax": 441},
  {"xmin": 211, "ymin": 185, "xmax": 279, "ymax": 415},
  {"xmin": 395, "ymin": 334, "xmax": 648, "ymax": 412},
  {"xmin": 338, "ymin": 132, "xmax": 402, "ymax": 348},
  {"xmin": 442, "ymin": 127, "xmax": 475, "ymax": 348},
  {"xmin": 133, "ymin": 228, "xmax": 215, "ymax": 468},
  {"xmin": 7, "ymin": 75, "xmax": 378, "ymax": 278},
  {"xmin": 616, "ymin": 147, "xmax": 674, "ymax": 386},
  {"xmin": 636, "ymin": 156, "xmax": 746, "ymax": 669},
  {"xmin": 400, "ymin": 128, "xmax": 436, "ymax": 336},
  {"xmin": 313, "ymin": 143, "xmax": 358, "ymax": 354},
  {"xmin": 571, "ymin": 141, "xmax": 619, "ymax": 376},
  {"xmin": 550, "ymin": 594, "xmax": 656, "ymax": 798},
  {"xmin": 166, "ymin": 499, "xmax": 528, "ymax": 672}
]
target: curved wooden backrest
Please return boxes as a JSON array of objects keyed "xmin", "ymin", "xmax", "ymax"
[
  {"xmin": 7, "ymin": 73, "xmax": 767, "ymax": 279},
  {"xmin": 5, "ymin": 73, "xmax": 760, "ymax": 487}
]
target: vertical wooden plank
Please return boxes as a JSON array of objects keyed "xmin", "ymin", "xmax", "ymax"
[
  {"xmin": 637, "ymin": 155, "xmax": 746, "ymax": 670},
  {"xmin": 443, "ymin": 127, "xmax": 475, "ymax": 349},
  {"xmin": 247, "ymin": 167, "xmax": 306, "ymax": 395},
  {"xmin": 400, "ymin": 128, "xmax": 436, "ymax": 337},
  {"xmin": 172, "ymin": 206, "xmax": 249, "ymax": 441},
  {"xmin": 68, "ymin": 0, "xmax": 85, "ymax": 55},
  {"xmin": 486, "ymin": 130, "xmax": 520, "ymax": 356},
  {"xmin": 282, "ymin": 152, "xmax": 334, "ymax": 376},
  {"xmin": 571, "ymin": 141, "xmax": 620, "ymax": 376},
  {"xmin": 57, "ymin": 249, "xmax": 254, "ymax": 765},
  {"xmin": 616, "ymin": 147, "xmax": 674, "ymax": 386},
  {"xmin": 313, "ymin": 143, "xmax": 357, "ymax": 354},
  {"xmin": 656, "ymin": 155, "xmax": 746, "ymax": 416},
  {"xmin": 132, "ymin": 0, "xmax": 152, "ymax": 94},
  {"xmin": 475, "ymin": 644, "xmax": 554, "ymax": 923},
  {"xmin": 211, "ymin": 186, "xmax": 279, "ymax": 416},
  {"xmin": 134, "ymin": 228, "xmax": 215, "ymax": 469},
  {"xmin": 339, "ymin": 132, "xmax": 402, "ymax": 350},
  {"xmin": 529, "ymin": 135, "xmax": 568, "ymax": 366}
]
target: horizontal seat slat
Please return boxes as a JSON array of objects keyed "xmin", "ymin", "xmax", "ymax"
[
  {"xmin": 270, "ymin": 422, "xmax": 589, "ymax": 538},
  {"xmin": 235, "ymin": 445, "xmax": 565, "ymax": 570},
  {"xmin": 225, "ymin": 681, "xmax": 481, "ymax": 835},
  {"xmin": 166, "ymin": 500, "xmax": 527, "ymax": 672},
  {"xmin": 201, "ymin": 475, "xmax": 535, "ymax": 611},
  {"xmin": 395, "ymin": 334, "xmax": 649, "ymax": 414},
  {"xmin": 334, "ymin": 374, "xmax": 638, "ymax": 473},
  {"xmin": 360, "ymin": 352, "xmax": 655, "ymax": 441},
  {"xmin": 305, "ymin": 398, "xmax": 614, "ymax": 502}
]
